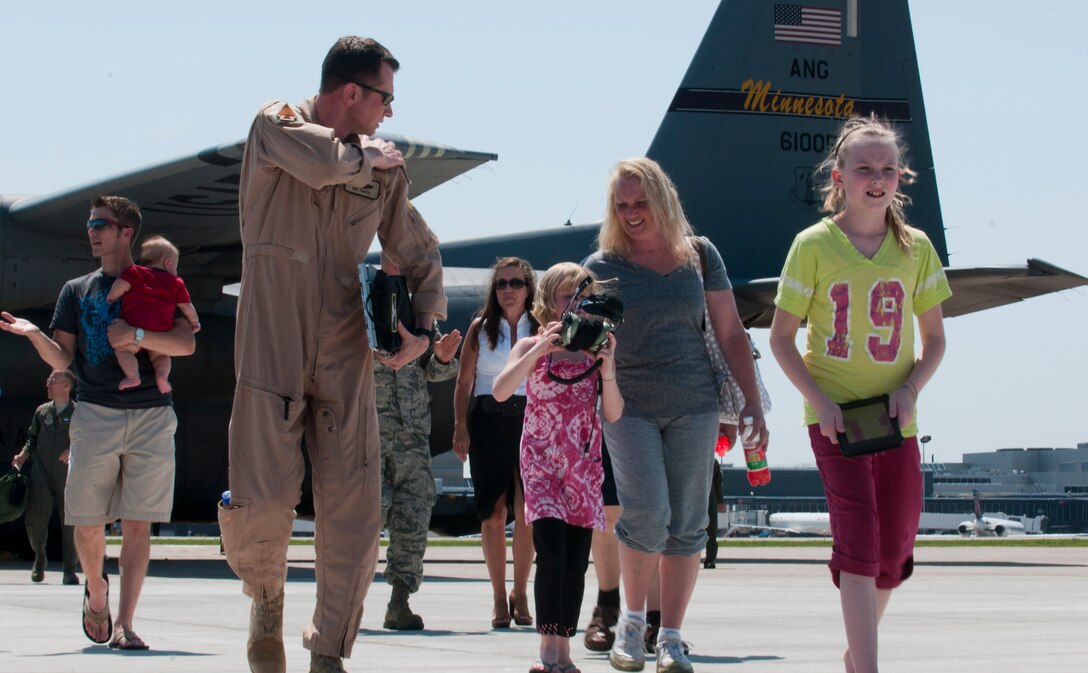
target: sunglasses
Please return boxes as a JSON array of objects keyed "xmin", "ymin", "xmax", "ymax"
[
  {"xmin": 352, "ymin": 81, "xmax": 395, "ymax": 106},
  {"xmin": 495, "ymin": 278, "xmax": 527, "ymax": 290},
  {"xmin": 87, "ymin": 217, "xmax": 121, "ymax": 231}
]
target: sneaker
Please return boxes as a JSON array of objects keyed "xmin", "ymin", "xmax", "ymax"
[
  {"xmin": 645, "ymin": 624, "xmax": 690, "ymax": 655},
  {"xmin": 609, "ymin": 615, "xmax": 647, "ymax": 671},
  {"xmin": 655, "ymin": 636, "xmax": 694, "ymax": 673}
]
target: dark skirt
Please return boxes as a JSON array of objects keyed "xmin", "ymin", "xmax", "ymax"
[
  {"xmin": 468, "ymin": 395, "xmax": 526, "ymax": 521},
  {"xmin": 600, "ymin": 438, "xmax": 619, "ymax": 508}
]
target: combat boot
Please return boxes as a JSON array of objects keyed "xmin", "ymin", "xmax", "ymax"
[
  {"xmin": 383, "ymin": 581, "xmax": 424, "ymax": 630},
  {"xmin": 30, "ymin": 557, "xmax": 45, "ymax": 583},
  {"xmin": 310, "ymin": 651, "xmax": 347, "ymax": 673},
  {"xmin": 247, "ymin": 592, "xmax": 286, "ymax": 673}
]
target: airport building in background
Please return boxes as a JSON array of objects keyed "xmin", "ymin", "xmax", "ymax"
[{"xmin": 722, "ymin": 443, "xmax": 1088, "ymax": 533}]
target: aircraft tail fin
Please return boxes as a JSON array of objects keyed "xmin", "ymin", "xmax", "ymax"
[{"xmin": 645, "ymin": 0, "xmax": 944, "ymax": 284}]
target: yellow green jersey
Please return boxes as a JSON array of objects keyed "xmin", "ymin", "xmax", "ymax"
[{"xmin": 775, "ymin": 217, "xmax": 952, "ymax": 437}]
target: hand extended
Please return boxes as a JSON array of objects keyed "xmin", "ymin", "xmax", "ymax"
[
  {"xmin": 0, "ymin": 311, "xmax": 40, "ymax": 337},
  {"xmin": 11, "ymin": 451, "xmax": 28, "ymax": 470},
  {"xmin": 433, "ymin": 329, "xmax": 462, "ymax": 364},
  {"xmin": 359, "ymin": 136, "xmax": 405, "ymax": 170}
]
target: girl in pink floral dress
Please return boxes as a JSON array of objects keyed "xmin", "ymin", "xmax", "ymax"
[{"xmin": 493, "ymin": 262, "xmax": 624, "ymax": 673}]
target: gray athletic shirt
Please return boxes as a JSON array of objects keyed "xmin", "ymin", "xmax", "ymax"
[{"xmin": 583, "ymin": 236, "xmax": 731, "ymax": 418}]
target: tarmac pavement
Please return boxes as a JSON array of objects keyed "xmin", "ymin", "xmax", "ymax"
[{"xmin": 1, "ymin": 541, "xmax": 1084, "ymax": 673}]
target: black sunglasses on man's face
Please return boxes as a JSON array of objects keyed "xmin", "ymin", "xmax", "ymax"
[
  {"xmin": 352, "ymin": 81, "xmax": 394, "ymax": 106},
  {"xmin": 87, "ymin": 218, "xmax": 121, "ymax": 231}
]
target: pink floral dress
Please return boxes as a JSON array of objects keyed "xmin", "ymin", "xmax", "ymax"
[{"xmin": 520, "ymin": 346, "xmax": 605, "ymax": 530}]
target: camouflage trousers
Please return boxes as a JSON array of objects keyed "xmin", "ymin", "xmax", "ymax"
[{"xmin": 380, "ymin": 428, "xmax": 435, "ymax": 593}]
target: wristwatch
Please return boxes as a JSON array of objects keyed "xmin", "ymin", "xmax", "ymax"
[{"xmin": 133, "ymin": 328, "xmax": 145, "ymax": 347}]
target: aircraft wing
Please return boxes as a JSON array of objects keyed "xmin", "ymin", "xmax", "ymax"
[
  {"xmin": 734, "ymin": 260, "xmax": 1087, "ymax": 329},
  {"xmin": 941, "ymin": 260, "xmax": 1087, "ymax": 317},
  {"xmin": 5, "ymin": 133, "xmax": 497, "ymax": 282}
]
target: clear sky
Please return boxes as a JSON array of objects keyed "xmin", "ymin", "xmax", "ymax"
[{"xmin": 1, "ymin": 1, "xmax": 1085, "ymax": 466}]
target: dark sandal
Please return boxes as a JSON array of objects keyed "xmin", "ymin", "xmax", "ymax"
[
  {"xmin": 82, "ymin": 572, "xmax": 112, "ymax": 644},
  {"xmin": 529, "ymin": 661, "xmax": 557, "ymax": 673},
  {"xmin": 492, "ymin": 598, "xmax": 511, "ymax": 629},
  {"xmin": 510, "ymin": 593, "xmax": 533, "ymax": 626},
  {"xmin": 109, "ymin": 628, "xmax": 150, "ymax": 651}
]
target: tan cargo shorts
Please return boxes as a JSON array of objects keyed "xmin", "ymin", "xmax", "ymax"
[{"xmin": 65, "ymin": 402, "xmax": 177, "ymax": 526}]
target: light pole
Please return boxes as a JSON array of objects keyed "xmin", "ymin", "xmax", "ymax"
[{"xmin": 920, "ymin": 435, "xmax": 932, "ymax": 464}]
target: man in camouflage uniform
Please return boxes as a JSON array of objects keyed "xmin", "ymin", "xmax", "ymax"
[
  {"xmin": 375, "ymin": 314, "xmax": 461, "ymax": 630},
  {"xmin": 11, "ymin": 369, "xmax": 79, "ymax": 585}
]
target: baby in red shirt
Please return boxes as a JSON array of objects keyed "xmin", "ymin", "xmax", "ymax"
[{"xmin": 107, "ymin": 236, "xmax": 201, "ymax": 393}]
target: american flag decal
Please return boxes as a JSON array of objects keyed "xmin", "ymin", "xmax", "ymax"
[{"xmin": 774, "ymin": 4, "xmax": 842, "ymax": 46}]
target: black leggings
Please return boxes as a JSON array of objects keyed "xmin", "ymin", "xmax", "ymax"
[{"xmin": 532, "ymin": 517, "xmax": 593, "ymax": 637}]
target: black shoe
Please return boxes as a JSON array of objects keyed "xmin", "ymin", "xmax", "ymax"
[
  {"xmin": 644, "ymin": 622, "xmax": 659, "ymax": 654},
  {"xmin": 703, "ymin": 558, "xmax": 716, "ymax": 569},
  {"xmin": 584, "ymin": 605, "xmax": 620, "ymax": 651},
  {"xmin": 31, "ymin": 561, "xmax": 45, "ymax": 583},
  {"xmin": 63, "ymin": 572, "xmax": 80, "ymax": 585}
]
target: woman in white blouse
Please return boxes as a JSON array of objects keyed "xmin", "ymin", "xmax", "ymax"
[{"xmin": 453, "ymin": 257, "xmax": 540, "ymax": 629}]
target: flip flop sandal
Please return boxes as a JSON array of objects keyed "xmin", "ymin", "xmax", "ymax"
[
  {"xmin": 109, "ymin": 628, "xmax": 150, "ymax": 651},
  {"xmin": 82, "ymin": 572, "xmax": 112, "ymax": 644},
  {"xmin": 529, "ymin": 661, "xmax": 557, "ymax": 673}
]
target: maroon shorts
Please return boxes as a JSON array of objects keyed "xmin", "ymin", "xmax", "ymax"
[{"xmin": 809, "ymin": 425, "xmax": 922, "ymax": 589}]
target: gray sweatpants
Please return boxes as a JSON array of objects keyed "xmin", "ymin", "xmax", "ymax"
[{"xmin": 604, "ymin": 412, "xmax": 718, "ymax": 556}]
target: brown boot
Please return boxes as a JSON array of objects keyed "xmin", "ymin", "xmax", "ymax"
[
  {"xmin": 310, "ymin": 651, "xmax": 347, "ymax": 673},
  {"xmin": 383, "ymin": 582, "xmax": 424, "ymax": 630},
  {"xmin": 584, "ymin": 605, "xmax": 620, "ymax": 651},
  {"xmin": 247, "ymin": 593, "xmax": 285, "ymax": 673}
]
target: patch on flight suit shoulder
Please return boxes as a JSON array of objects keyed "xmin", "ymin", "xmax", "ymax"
[
  {"xmin": 345, "ymin": 181, "xmax": 381, "ymax": 200},
  {"xmin": 271, "ymin": 103, "xmax": 300, "ymax": 125}
]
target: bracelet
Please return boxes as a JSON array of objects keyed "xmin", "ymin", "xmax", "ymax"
[
  {"xmin": 412, "ymin": 326, "xmax": 436, "ymax": 342},
  {"xmin": 602, "ymin": 375, "xmax": 616, "ymax": 382},
  {"xmin": 901, "ymin": 380, "xmax": 918, "ymax": 401}
]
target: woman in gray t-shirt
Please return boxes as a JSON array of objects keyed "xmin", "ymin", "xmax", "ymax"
[{"xmin": 583, "ymin": 157, "xmax": 768, "ymax": 671}]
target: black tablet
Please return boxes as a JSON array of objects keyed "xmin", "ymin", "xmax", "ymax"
[{"xmin": 837, "ymin": 395, "xmax": 904, "ymax": 457}]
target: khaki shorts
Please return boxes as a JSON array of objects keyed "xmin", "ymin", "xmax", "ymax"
[{"xmin": 65, "ymin": 402, "xmax": 177, "ymax": 526}]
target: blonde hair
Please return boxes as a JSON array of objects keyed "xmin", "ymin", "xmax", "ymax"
[
  {"xmin": 532, "ymin": 263, "xmax": 596, "ymax": 327},
  {"xmin": 818, "ymin": 115, "xmax": 918, "ymax": 252},
  {"xmin": 598, "ymin": 157, "xmax": 696, "ymax": 265},
  {"xmin": 139, "ymin": 235, "xmax": 179, "ymax": 267}
]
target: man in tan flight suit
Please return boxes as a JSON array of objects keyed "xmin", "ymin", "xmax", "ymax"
[{"xmin": 218, "ymin": 36, "xmax": 446, "ymax": 673}]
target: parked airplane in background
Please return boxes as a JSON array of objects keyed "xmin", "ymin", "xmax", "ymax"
[
  {"xmin": 1, "ymin": 0, "xmax": 1085, "ymax": 544},
  {"xmin": 958, "ymin": 491, "xmax": 1026, "ymax": 538}
]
